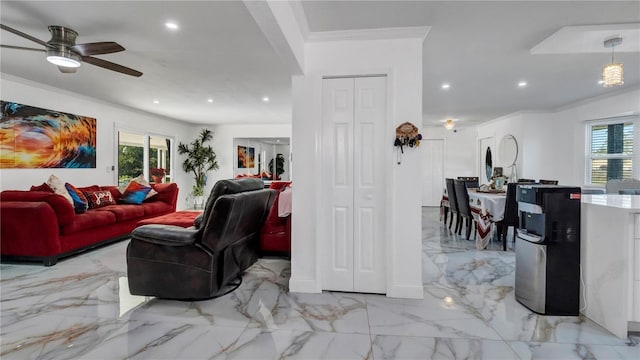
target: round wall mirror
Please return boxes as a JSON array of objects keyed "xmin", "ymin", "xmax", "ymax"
[
  {"xmin": 485, "ymin": 147, "xmax": 493, "ymax": 183},
  {"xmin": 498, "ymin": 134, "xmax": 518, "ymax": 166}
]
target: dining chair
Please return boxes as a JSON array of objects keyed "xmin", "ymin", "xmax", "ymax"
[
  {"xmin": 453, "ymin": 179, "xmax": 476, "ymax": 240},
  {"xmin": 457, "ymin": 176, "xmax": 479, "ymax": 189},
  {"xmin": 496, "ymin": 182, "xmax": 521, "ymax": 251},
  {"xmin": 539, "ymin": 179, "xmax": 558, "ymax": 185},
  {"xmin": 517, "ymin": 178, "xmax": 536, "ymax": 183},
  {"xmin": 445, "ymin": 178, "xmax": 461, "ymax": 233}
]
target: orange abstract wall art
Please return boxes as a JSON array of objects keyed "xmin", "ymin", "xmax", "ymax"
[{"xmin": 0, "ymin": 101, "xmax": 96, "ymax": 168}]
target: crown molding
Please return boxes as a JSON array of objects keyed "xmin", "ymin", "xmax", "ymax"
[
  {"xmin": 531, "ymin": 23, "xmax": 640, "ymax": 54},
  {"xmin": 307, "ymin": 26, "xmax": 430, "ymax": 42}
]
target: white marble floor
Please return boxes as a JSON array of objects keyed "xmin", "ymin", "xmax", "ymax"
[{"xmin": 1, "ymin": 208, "xmax": 638, "ymax": 359}]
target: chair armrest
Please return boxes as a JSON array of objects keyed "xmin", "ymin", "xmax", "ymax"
[
  {"xmin": 193, "ymin": 213, "xmax": 203, "ymax": 229},
  {"xmin": 131, "ymin": 224, "xmax": 198, "ymax": 246}
]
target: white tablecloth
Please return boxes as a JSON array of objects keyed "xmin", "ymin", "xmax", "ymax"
[
  {"xmin": 468, "ymin": 190, "xmax": 507, "ymax": 249},
  {"xmin": 468, "ymin": 190, "xmax": 507, "ymax": 221}
]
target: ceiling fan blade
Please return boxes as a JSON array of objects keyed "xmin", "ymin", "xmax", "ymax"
[
  {"xmin": 0, "ymin": 24, "xmax": 51, "ymax": 48},
  {"xmin": 71, "ymin": 42, "xmax": 124, "ymax": 56},
  {"xmin": 1, "ymin": 44, "xmax": 46, "ymax": 52},
  {"xmin": 82, "ymin": 56, "xmax": 142, "ymax": 77},
  {"xmin": 58, "ymin": 66, "xmax": 77, "ymax": 74}
]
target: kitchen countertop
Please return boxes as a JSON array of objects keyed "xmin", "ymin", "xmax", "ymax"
[{"xmin": 581, "ymin": 194, "xmax": 640, "ymax": 210}]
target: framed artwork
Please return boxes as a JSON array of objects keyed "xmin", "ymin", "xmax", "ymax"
[
  {"xmin": 0, "ymin": 101, "xmax": 97, "ymax": 168},
  {"xmin": 237, "ymin": 145, "xmax": 255, "ymax": 169}
]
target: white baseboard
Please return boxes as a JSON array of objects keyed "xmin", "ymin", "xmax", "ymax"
[
  {"xmin": 289, "ymin": 277, "xmax": 321, "ymax": 293},
  {"xmin": 386, "ymin": 283, "xmax": 424, "ymax": 299}
]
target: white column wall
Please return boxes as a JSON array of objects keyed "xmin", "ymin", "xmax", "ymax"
[{"xmin": 290, "ymin": 38, "xmax": 424, "ymax": 298}]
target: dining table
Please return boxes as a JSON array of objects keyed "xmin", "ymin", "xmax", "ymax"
[
  {"xmin": 443, "ymin": 188, "xmax": 507, "ymax": 250},
  {"xmin": 467, "ymin": 189, "xmax": 507, "ymax": 249}
]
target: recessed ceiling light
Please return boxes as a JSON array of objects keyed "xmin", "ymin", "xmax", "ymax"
[
  {"xmin": 207, "ymin": 98, "xmax": 213, "ymax": 103},
  {"xmin": 165, "ymin": 21, "xmax": 179, "ymax": 30},
  {"xmin": 518, "ymin": 81, "xmax": 528, "ymax": 87},
  {"xmin": 441, "ymin": 83, "xmax": 450, "ymax": 90},
  {"xmin": 262, "ymin": 96, "xmax": 270, "ymax": 103},
  {"xmin": 153, "ymin": 100, "xmax": 159, "ymax": 104},
  {"xmin": 598, "ymin": 80, "xmax": 604, "ymax": 85}
]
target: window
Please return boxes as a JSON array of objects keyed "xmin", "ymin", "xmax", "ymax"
[
  {"xmin": 117, "ymin": 131, "xmax": 173, "ymax": 186},
  {"xmin": 586, "ymin": 120, "xmax": 633, "ymax": 185}
]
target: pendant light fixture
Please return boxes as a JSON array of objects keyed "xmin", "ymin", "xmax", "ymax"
[
  {"xmin": 602, "ymin": 36, "xmax": 623, "ymax": 87},
  {"xmin": 443, "ymin": 119, "xmax": 455, "ymax": 130}
]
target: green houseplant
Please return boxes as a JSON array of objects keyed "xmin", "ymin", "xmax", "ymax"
[
  {"xmin": 177, "ymin": 129, "xmax": 219, "ymax": 202},
  {"xmin": 268, "ymin": 153, "xmax": 285, "ymax": 180}
]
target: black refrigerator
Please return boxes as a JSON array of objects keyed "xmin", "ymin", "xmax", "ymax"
[{"xmin": 514, "ymin": 185, "xmax": 581, "ymax": 316}]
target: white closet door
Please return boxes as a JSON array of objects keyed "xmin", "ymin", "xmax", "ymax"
[
  {"xmin": 353, "ymin": 76, "xmax": 386, "ymax": 293},
  {"xmin": 421, "ymin": 139, "xmax": 445, "ymax": 206},
  {"xmin": 322, "ymin": 76, "xmax": 387, "ymax": 293},
  {"xmin": 322, "ymin": 77, "xmax": 355, "ymax": 292}
]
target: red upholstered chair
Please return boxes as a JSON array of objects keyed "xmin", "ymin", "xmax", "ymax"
[{"xmin": 260, "ymin": 181, "xmax": 291, "ymax": 256}]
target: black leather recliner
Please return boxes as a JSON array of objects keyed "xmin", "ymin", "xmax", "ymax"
[{"xmin": 126, "ymin": 178, "xmax": 276, "ymax": 300}]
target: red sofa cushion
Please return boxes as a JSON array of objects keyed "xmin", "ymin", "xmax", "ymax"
[
  {"xmin": 149, "ymin": 183, "xmax": 179, "ymax": 210},
  {"xmin": 61, "ymin": 210, "xmax": 117, "ymax": 235},
  {"xmin": 0, "ymin": 191, "xmax": 75, "ymax": 227},
  {"xmin": 30, "ymin": 182, "xmax": 53, "ymax": 192},
  {"xmin": 1, "ymin": 201, "xmax": 61, "ymax": 256},
  {"xmin": 137, "ymin": 210, "xmax": 201, "ymax": 228},
  {"xmin": 94, "ymin": 204, "xmax": 145, "ymax": 221},
  {"xmin": 260, "ymin": 181, "xmax": 292, "ymax": 254},
  {"xmin": 140, "ymin": 201, "xmax": 173, "ymax": 216}
]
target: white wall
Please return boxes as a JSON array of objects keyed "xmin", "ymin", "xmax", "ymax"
[
  {"xmin": 563, "ymin": 89, "xmax": 640, "ymax": 186},
  {"xmin": 290, "ymin": 37, "xmax": 424, "ymax": 298},
  {"xmin": 231, "ymin": 137, "xmax": 291, "ymax": 180},
  {"xmin": 475, "ymin": 88, "xmax": 640, "ymax": 187},
  {"xmin": 1, "ymin": 74, "xmax": 197, "ymax": 210},
  {"xmin": 206, "ymin": 124, "xmax": 292, "ymax": 191},
  {"xmin": 423, "ymin": 125, "xmax": 478, "ymax": 181}
]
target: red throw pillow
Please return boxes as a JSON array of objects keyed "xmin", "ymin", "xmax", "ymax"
[
  {"xmin": 83, "ymin": 190, "xmax": 116, "ymax": 209},
  {"xmin": 30, "ymin": 182, "xmax": 54, "ymax": 192}
]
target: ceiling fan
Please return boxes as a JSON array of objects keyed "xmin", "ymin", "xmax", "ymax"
[{"xmin": 0, "ymin": 24, "xmax": 142, "ymax": 77}]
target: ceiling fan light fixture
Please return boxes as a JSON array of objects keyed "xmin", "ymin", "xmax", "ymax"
[
  {"xmin": 46, "ymin": 48, "xmax": 81, "ymax": 68},
  {"xmin": 46, "ymin": 55, "xmax": 81, "ymax": 68}
]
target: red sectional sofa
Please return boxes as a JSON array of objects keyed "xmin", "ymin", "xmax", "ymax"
[
  {"xmin": 260, "ymin": 181, "xmax": 291, "ymax": 256},
  {"xmin": 0, "ymin": 183, "xmax": 178, "ymax": 266}
]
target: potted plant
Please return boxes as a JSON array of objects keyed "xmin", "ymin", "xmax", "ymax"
[
  {"xmin": 178, "ymin": 129, "xmax": 219, "ymax": 208},
  {"xmin": 269, "ymin": 153, "xmax": 285, "ymax": 180},
  {"xmin": 150, "ymin": 167, "xmax": 166, "ymax": 183}
]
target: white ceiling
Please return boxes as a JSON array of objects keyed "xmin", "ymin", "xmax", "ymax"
[{"xmin": 1, "ymin": 1, "xmax": 639, "ymax": 128}]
